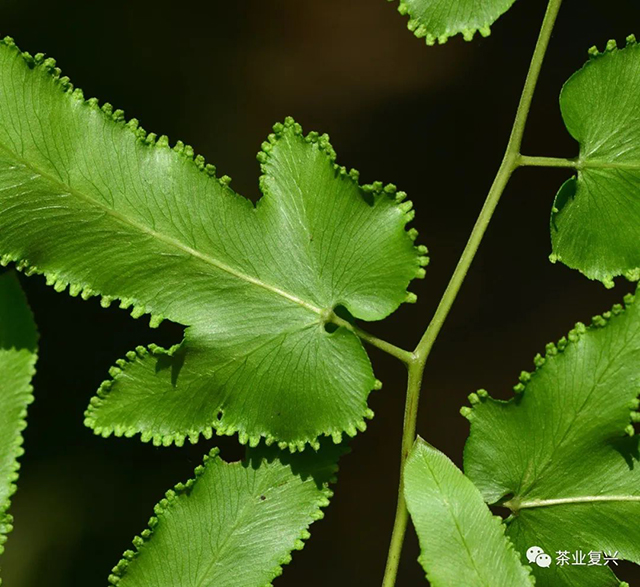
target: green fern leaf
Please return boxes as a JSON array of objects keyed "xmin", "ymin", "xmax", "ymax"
[
  {"xmin": 552, "ymin": 36, "xmax": 640, "ymax": 287},
  {"xmin": 405, "ymin": 438, "xmax": 534, "ymax": 587},
  {"xmin": 463, "ymin": 289, "xmax": 640, "ymax": 586},
  {"xmin": 388, "ymin": 0, "xmax": 517, "ymax": 45},
  {"xmin": 109, "ymin": 443, "xmax": 341, "ymax": 587},
  {"xmin": 0, "ymin": 38, "xmax": 427, "ymax": 450},
  {"xmin": 0, "ymin": 271, "xmax": 37, "ymax": 583}
]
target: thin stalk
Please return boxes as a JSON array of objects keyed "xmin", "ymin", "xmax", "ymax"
[
  {"xmin": 353, "ymin": 327, "xmax": 414, "ymax": 365},
  {"xmin": 331, "ymin": 315, "xmax": 414, "ymax": 365},
  {"xmin": 520, "ymin": 155, "xmax": 578, "ymax": 168},
  {"xmin": 381, "ymin": 1, "xmax": 564, "ymax": 585}
]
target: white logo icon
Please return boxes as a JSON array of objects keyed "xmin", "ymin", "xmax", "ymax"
[
  {"xmin": 527, "ymin": 546, "xmax": 551, "ymax": 568},
  {"xmin": 536, "ymin": 553, "xmax": 552, "ymax": 568}
]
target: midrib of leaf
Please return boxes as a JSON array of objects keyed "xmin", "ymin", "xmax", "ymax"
[
  {"xmin": 192, "ymin": 461, "xmax": 326, "ymax": 587},
  {"xmin": 423, "ymin": 456, "xmax": 492, "ymax": 587},
  {"xmin": 512, "ymin": 495, "xmax": 640, "ymax": 511},
  {"xmin": 193, "ymin": 465, "xmax": 280, "ymax": 587},
  {"xmin": 0, "ymin": 140, "xmax": 326, "ymax": 317},
  {"xmin": 522, "ymin": 157, "xmax": 640, "ymax": 171},
  {"xmin": 579, "ymin": 159, "xmax": 640, "ymax": 171}
]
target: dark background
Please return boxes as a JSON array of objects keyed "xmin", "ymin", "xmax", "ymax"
[{"xmin": 2, "ymin": 0, "xmax": 640, "ymax": 585}]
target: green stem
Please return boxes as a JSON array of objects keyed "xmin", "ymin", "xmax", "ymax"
[
  {"xmin": 381, "ymin": 359, "xmax": 424, "ymax": 587},
  {"xmin": 520, "ymin": 155, "xmax": 577, "ymax": 168},
  {"xmin": 381, "ymin": 1, "xmax": 564, "ymax": 585}
]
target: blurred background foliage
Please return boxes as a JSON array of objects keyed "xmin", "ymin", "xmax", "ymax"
[{"xmin": 2, "ymin": 0, "xmax": 640, "ymax": 585}]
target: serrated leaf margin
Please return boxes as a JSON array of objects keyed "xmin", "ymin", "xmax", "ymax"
[
  {"xmin": 387, "ymin": 0, "xmax": 516, "ymax": 46},
  {"xmin": 461, "ymin": 291, "xmax": 640, "ymax": 440}
]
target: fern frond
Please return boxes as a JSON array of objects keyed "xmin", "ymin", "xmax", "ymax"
[{"xmin": 0, "ymin": 38, "xmax": 427, "ymax": 449}]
